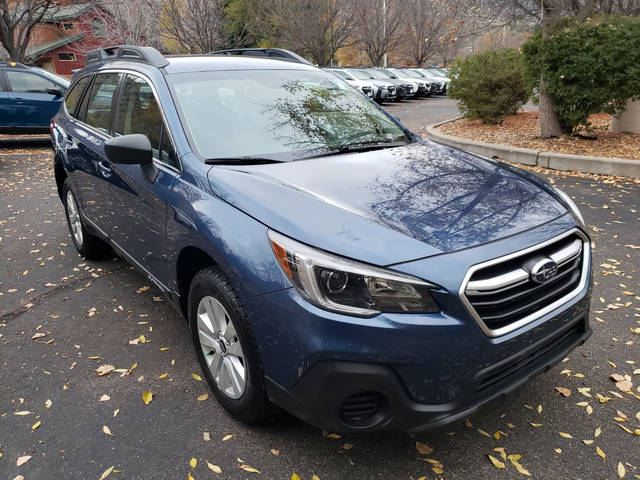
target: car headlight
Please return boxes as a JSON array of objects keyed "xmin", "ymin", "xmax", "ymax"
[
  {"xmin": 268, "ymin": 231, "xmax": 440, "ymax": 317},
  {"xmin": 554, "ymin": 187, "xmax": 585, "ymax": 225}
]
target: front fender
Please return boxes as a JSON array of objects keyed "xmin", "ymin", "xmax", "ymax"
[{"xmin": 166, "ymin": 156, "xmax": 291, "ymax": 300}]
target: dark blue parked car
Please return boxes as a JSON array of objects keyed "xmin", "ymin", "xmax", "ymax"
[
  {"xmin": 51, "ymin": 46, "xmax": 592, "ymax": 432},
  {"xmin": 0, "ymin": 62, "xmax": 69, "ymax": 133}
]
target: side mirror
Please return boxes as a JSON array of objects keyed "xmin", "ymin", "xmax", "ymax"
[
  {"xmin": 47, "ymin": 87, "xmax": 64, "ymax": 97},
  {"xmin": 104, "ymin": 134, "xmax": 158, "ymax": 182}
]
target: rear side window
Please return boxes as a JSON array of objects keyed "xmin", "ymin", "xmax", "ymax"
[
  {"xmin": 113, "ymin": 74, "xmax": 178, "ymax": 168},
  {"xmin": 84, "ymin": 73, "xmax": 120, "ymax": 133},
  {"xmin": 64, "ymin": 76, "xmax": 91, "ymax": 118},
  {"xmin": 6, "ymin": 71, "xmax": 56, "ymax": 93}
]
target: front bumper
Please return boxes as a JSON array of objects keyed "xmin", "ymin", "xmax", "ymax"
[{"xmin": 266, "ymin": 314, "xmax": 590, "ymax": 432}]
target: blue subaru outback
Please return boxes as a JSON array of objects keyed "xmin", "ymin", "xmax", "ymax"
[{"xmin": 51, "ymin": 46, "xmax": 591, "ymax": 432}]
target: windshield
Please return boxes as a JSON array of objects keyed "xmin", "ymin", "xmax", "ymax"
[
  {"xmin": 364, "ymin": 69, "xmax": 387, "ymax": 80},
  {"xmin": 169, "ymin": 69, "xmax": 409, "ymax": 161},
  {"xmin": 327, "ymin": 69, "xmax": 353, "ymax": 81},
  {"xmin": 350, "ymin": 69, "xmax": 373, "ymax": 80},
  {"xmin": 379, "ymin": 69, "xmax": 398, "ymax": 79},
  {"xmin": 402, "ymin": 69, "xmax": 422, "ymax": 78},
  {"xmin": 424, "ymin": 69, "xmax": 442, "ymax": 77}
]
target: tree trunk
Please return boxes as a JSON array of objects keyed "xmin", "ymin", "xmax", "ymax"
[{"xmin": 538, "ymin": 2, "xmax": 564, "ymax": 138}]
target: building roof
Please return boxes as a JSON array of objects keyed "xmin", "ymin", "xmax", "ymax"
[
  {"xmin": 26, "ymin": 33, "xmax": 85, "ymax": 59},
  {"xmin": 41, "ymin": 3, "xmax": 94, "ymax": 22}
]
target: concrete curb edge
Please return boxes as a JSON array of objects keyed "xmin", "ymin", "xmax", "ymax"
[{"xmin": 423, "ymin": 117, "xmax": 640, "ymax": 178}]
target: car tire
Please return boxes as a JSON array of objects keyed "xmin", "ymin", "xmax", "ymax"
[
  {"xmin": 188, "ymin": 266, "xmax": 272, "ymax": 424},
  {"xmin": 62, "ymin": 179, "xmax": 111, "ymax": 260}
]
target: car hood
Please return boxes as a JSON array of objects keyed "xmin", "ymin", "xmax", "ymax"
[{"xmin": 207, "ymin": 141, "xmax": 567, "ymax": 266}]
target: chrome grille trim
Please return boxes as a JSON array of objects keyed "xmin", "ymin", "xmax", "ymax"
[{"xmin": 460, "ymin": 228, "xmax": 590, "ymax": 338}]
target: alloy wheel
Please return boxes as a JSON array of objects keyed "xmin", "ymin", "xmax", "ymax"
[
  {"xmin": 196, "ymin": 295, "xmax": 246, "ymax": 399},
  {"xmin": 66, "ymin": 190, "xmax": 83, "ymax": 247}
]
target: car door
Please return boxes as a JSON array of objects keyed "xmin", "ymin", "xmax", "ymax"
[
  {"xmin": 103, "ymin": 73, "xmax": 179, "ymax": 284},
  {"xmin": 5, "ymin": 70, "xmax": 64, "ymax": 128},
  {"xmin": 69, "ymin": 72, "xmax": 122, "ymax": 228},
  {"xmin": 0, "ymin": 70, "xmax": 10, "ymax": 128}
]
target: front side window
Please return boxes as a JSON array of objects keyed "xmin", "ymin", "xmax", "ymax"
[
  {"xmin": 6, "ymin": 71, "xmax": 56, "ymax": 93},
  {"xmin": 64, "ymin": 76, "xmax": 91, "ymax": 118},
  {"xmin": 114, "ymin": 74, "xmax": 177, "ymax": 168},
  {"xmin": 84, "ymin": 73, "xmax": 120, "ymax": 133},
  {"xmin": 169, "ymin": 69, "xmax": 409, "ymax": 161}
]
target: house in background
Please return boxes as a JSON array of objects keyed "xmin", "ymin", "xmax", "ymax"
[{"xmin": 26, "ymin": 2, "xmax": 117, "ymax": 76}]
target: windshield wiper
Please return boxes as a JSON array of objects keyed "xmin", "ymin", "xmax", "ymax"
[
  {"xmin": 205, "ymin": 156, "xmax": 285, "ymax": 165},
  {"xmin": 299, "ymin": 141, "xmax": 408, "ymax": 160}
]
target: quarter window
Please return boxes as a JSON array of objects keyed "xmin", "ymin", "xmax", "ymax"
[
  {"xmin": 6, "ymin": 71, "xmax": 56, "ymax": 93},
  {"xmin": 114, "ymin": 74, "xmax": 178, "ymax": 168},
  {"xmin": 84, "ymin": 73, "xmax": 120, "ymax": 133},
  {"xmin": 64, "ymin": 76, "xmax": 91, "ymax": 118}
]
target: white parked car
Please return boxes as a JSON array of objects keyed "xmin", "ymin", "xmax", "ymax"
[{"xmin": 324, "ymin": 68, "xmax": 377, "ymax": 100}]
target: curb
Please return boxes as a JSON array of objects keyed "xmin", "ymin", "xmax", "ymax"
[{"xmin": 424, "ymin": 117, "xmax": 640, "ymax": 178}]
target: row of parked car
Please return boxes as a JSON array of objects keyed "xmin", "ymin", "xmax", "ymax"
[{"xmin": 324, "ymin": 66, "xmax": 450, "ymax": 103}]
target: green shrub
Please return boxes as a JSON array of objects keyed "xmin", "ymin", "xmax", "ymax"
[
  {"xmin": 448, "ymin": 49, "xmax": 531, "ymax": 124},
  {"xmin": 522, "ymin": 15, "xmax": 640, "ymax": 135}
]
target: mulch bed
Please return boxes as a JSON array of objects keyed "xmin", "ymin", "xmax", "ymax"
[{"xmin": 436, "ymin": 111, "xmax": 640, "ymax": 160}]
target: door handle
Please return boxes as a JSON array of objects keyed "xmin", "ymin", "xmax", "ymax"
[{"xmin": 98, "ymin": 161, "xmax": 112, "ymax": 178}]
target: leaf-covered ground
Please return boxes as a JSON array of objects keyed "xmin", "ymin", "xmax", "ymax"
[
  {"xmin": 1, "ymin": 114, "xmax": 639, "ymax": 479},
  {"xmin": 436, "ymin": 111, "xmax": 640, "ymax": 160}
]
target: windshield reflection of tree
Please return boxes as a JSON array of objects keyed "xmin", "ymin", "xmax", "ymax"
[
  {"xmin": 262, "ymin": 81, "xmax": 399, "ymax": 153},
  {"xmin": 368, "ymin": 143, "xmax": 564, "ymax": 251}
]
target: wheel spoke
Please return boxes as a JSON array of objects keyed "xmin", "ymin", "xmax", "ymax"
[
  {"xmin": 227, "ymin": 341, "xmax": 242, "ymax": 357},
  {"xmin": 202, "ymin": 298, "xmax": 220, "ymax": 335},
  {"xmin": 209, "ymin": 351, "xmax": 223, "ymax": 374},
  {"xmin": 224, "ymin": 357, "xmax": 244, "ymax": 396},
  {"xmin": 197, "ymin": 311, "xmax": 216, "ymax": 338},
  {"xmin": 210, "ymin": 300, "xmax": 227, "ymax": 334},
  {"xmin": 223, "ymin": 319, "xmax": 237, "ymax": 341},
  {"xmin": 198, "ymin": 328, "xmax": 217, "ymax": 349}
]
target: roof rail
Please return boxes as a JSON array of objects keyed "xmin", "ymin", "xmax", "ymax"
[
  {"xmin": 209, "ymin": 48, "xmax": 313, "ymax": 66},
  {"xmin": 0, "ymin": 61, "xmax": 27, "ymax": 69},
  {"xmin": 85, "ymin": 45, "xmax": 169, "ymax": 68}
]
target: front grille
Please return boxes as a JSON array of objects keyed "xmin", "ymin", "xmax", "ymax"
[
  {"xmin": 463, "ymin": 230, "xmax": 588, "ymax": 335},
  {"xmin": 476, "ymin": 318, "xmax": 586, "ymax": 394},
  {"xmin": 388, "ymin": 86, "xmax": 396, "ymax": 96}
]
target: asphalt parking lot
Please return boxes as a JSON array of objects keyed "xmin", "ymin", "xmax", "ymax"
[{"xmin": 1, "ymin": 98, "xmax": 639, "ymax": 480}]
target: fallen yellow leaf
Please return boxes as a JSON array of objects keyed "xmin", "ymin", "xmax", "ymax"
[
  {"xmin": 415, "ymin": 441, "xmax": 433, "ymax": 454},
  {"xmin": 596, "ymin": 446, "xmax": 605, "ymax": 461},
  {"xmin": 488, "ymin": 455, "xmax": 506, "ymax": 469},
  {"xmin": 189, "ymin": 458, "xmax": 197, "ymax": 468},
  {"xmin": 103, "ymin": 425, "xmax": 113, "ymax": 436},
  {"xmin": 197, "ymin": 394, "xmax": 208, "ymax": 401},
  {"xmin": 207, "ymin": 462, "xmax": 222, "ymax": 474},
  {"xmin": 32, "ymin": 420, "xmax": 41, "ymax": 431},
  {"xmin": 99, "ymin": 466, "xmax": 114, "ymax": 480},
  {"xmin": 142, "ymin": 390, "xmax": 153, "ymax": 405},
  {"xmin": 191, "ymin": 373, "xmax": 203, "ymax": 381},
  {"xmin": 618, "ymin": 462, "xmax": 626, "ymax": 478},
  {"xmin": 291, "ymin": 474, "xmax": 301, "ymax": 480},
  {"xmin": 222, "ymin": 434, "xmax": 234, "ymax": 441},
  {"xmin": 558, "ymin": 432, "xmax": 573, "ymax": 438},
  {"xmin": 240, "ymin": 464, "xmax": 260, "ymax": 473}
]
